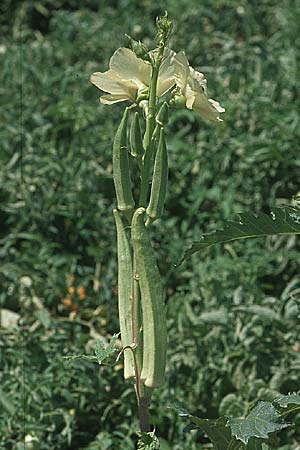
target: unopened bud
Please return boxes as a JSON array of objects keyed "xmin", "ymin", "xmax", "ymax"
[
  {"xmin": 156, "ymin": 12, "xmax": 173, "ymax": 45},
  {"xmin": 170, "ymin": 94, "xmax": 186, "ymax": 108},
  {"xmin": 125, "ymin": 34, "xmax": 151, "ymax": 63}
]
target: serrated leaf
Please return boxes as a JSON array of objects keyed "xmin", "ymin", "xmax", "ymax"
[
  {"xmin": 228, "ymin": 401, "xmax": 289, "ymax": 444},
  {"xmin": 274, "ymin": 393, "xmax": 300, "ymax": 410},
  {"xmin": 94, "ymin": 333, "xmax": 119, "ymax": 365},
  {"xmin": 137, "ymin": 431, "xmax": 160, "ymax": 450},
  {"xmin": 63, "ymin": 334, "xmax": 119, "ymax": 365},
  {"xmin": 190, "ymin": 416, "xmax": 240, "ymax": 450},
  {"xmin": 180, "ymin": 206, "xmax": 300, "ymax": 263},
  {"xmin": 170, "ymin": 405, "xmax": 242, "ymax": 450}
]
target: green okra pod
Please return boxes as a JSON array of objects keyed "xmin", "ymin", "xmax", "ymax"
[
  {"xmin": 113, "ymin": 108, "xmax": 135, "ymax": 214},
  {"xmin": 152, "ymin": 102, "xmax": 169, "ymax": 143},
  {"xmin": 130, "ymin": 112, "xmax": 144, "ymax": 166},
  {"xmin": 113, "ymin": 209, "xmax": 135, "ymax": 380},
  {"xmin": 131, "ymin": 208, "xmax": 167, "ymax": 388},
  {"xmin": 156, "ymin": 102, "xmax": 169, "ymax": 127},
  {"xmin": 146, "ymin": 128, "xmax": 168, "ymax": 224}
]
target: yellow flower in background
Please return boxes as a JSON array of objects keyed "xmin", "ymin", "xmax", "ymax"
[
  {"xmin": 90, "ymin": 47, "xmax": 176, "ymax": 105},
  {"xmin": 77, "ymin": 286, "xmax": 86, "ymax": 300},
  {"xmin": 63, "ymin": 296, "xmax": 73, "ymax": 308},
  {"xmin": 174, "ymin": 51, "xmax": 225, "ymax": 122},
  {"xmin": 68, "ymin": 286, "xmax": 75, "ymax": 295}
]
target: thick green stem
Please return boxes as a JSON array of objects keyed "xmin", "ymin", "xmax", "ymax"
[
  {"xmin": 139, "ymin": 46, "xmax": 165, "ymax": 207},
  {"xmin": 138, "ymin": 396, "xmax": 151, "ymax": 432}
]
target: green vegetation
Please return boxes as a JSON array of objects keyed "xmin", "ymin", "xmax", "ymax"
[{"xmin": 1, "ymin": 1, "xmax": 299, "ymax": 449}]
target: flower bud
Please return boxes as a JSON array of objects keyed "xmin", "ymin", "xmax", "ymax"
[
  {"xmin": 170, "ymin": 94, "xmax": 186, "ymax": 108},
  {"xmin": 156, "ymin": 12, "xmax": 173, "ymax": 45},
  {"xmin": 125, "ymin": 34, "xmax": 151, "ymax": 63}
]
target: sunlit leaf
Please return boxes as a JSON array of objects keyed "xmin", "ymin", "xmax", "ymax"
[
  {"xmin": 228, "ymin": 402, "xmax": 289, "ymax": 444},
  {"xmin": 94, "ymin": 333, "xmax": 119, "ymax": 364},
  {"xmin": 64, "ymin": 334, "xmax": 119, "ymax": 365},
  {"xmin": 180, "ymin": 206, "xmax": 300, "ymax": 263},
  {"xmin": 274, "ymin": 393, "xmax": 300, "ymax": 411}
]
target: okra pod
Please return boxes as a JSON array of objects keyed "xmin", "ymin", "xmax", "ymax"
[
  {"xmin": 113, "ymin": 108, "xmax": 135, "ymax": 214},
  {"xmin": 156, "ymin": 102, "xmax": 169, "ymax": 127},
  {"xmin": 113, "ymin": 209, "xmax": 135, "ymax": 379},
  {"xmin": 131, "ymin": 208, "xmax": 167, "ymax": 388},
  {"xmin": 152, "ymin": 102, "xmax": 169, "ymax": 143},
  {"xmin": 130, "ymin": 112, "xmax": 144, "ymax": 165},
  {"xmin": 146, "ymin": 128, "xmax": 168, "ymax": 224}
]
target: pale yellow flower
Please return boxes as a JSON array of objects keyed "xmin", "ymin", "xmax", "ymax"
[
  {"xmin": 174, "ymin": 51, "xmax": 225, "ymax": 122},
  {"xmin": 91, "ymin": 47, "xmax": 176, "ymax": 105}
]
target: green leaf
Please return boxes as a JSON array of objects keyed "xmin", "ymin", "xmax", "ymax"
[
  {"xmin": 137, "ymin": 431, "xmax": 160, "ymax": 450},
  {"xmin": 228, "ymin": 401, "xmax": 289, "ymax": 444},
  {"xmin": 234, "ymin": 305, "xmax": 280, "ymax": 323},
  {"xmin": 180, "ymin": 206, "xmax": 300, "ymax": 263},
  {"xmin": 94, "ymin": 333, "xmax": 119, "ymax": 365},
  {"xmin": 274, "ymin": 393, "xmax": 300, "ymax": 411},
  {"xmin": 170, "ymin": 405, "xmax": 242, "ymax": 450},
  {"xmin": 274, "ymin": 392, "xmax": 300, "ymax": 408},
  {"xmin": 246, "ymin": 438, "xmax": 263, "ymax": 450},
  {"xmin": 190, "ymin": 417, "xmax": 242, "ymax": 450},
  {"xmin": 63, "ymin": 354, "xmax": 98, "ymax": 363},
  {"xmin": 63, "ymin": 334, "xmax": 119, "ymax": 365},
  {"xmin": 0, "ymin": 386, "xmax": 15, "ymax": 415},
  {"xmin": 35, "ymin": 308, "xmax": 51, "ymax": 328}
]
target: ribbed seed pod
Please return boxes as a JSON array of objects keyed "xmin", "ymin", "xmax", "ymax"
[
  {"xmin": 130, "ymin": 112, "xmax": 144, "ymax": 162},
  {"xmin": 151, "ymin": 102, "xmax": 169, "ymax": 143},
  {"xmin": 113, "ymin": 108, "xmax": 135, "ymax": 213},
  {"xmin": 146, "ymin": 128, "xmax": 168, "ymax": 223},
  {"xmin": 156, "ymin": 102, "xmax": 169, "ymax": 126},
  {"xmin": 131, "ymin": 208, "xmax": 167, "ymax": 388},
  {"xmin": 132, "ymin": 254, "xmax": 144, "ymax": 388},
  {"xmin": 113, "ymin": 209, "xmax": 135, "ymax": 379}
]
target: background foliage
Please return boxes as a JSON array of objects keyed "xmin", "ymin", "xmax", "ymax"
[{"xmin": 1, "ymin": 0, "xmax": 299, "ymax": 449}]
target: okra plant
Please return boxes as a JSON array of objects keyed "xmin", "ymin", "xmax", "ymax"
[
  {"xmin": 91, "ymin": 13, "xmax": 224, "ymax": 433},
  {"xmin": 90, "ymin": 12, "xmax": 300, "ymax": 448}
]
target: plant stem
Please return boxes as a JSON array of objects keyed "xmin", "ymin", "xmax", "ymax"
[
  {"xmin": 138, "ymin": 396, "xmax": 151, "ymax": 432},
  {"xmin": 134, "ymin": 44, "xmax": 165, "ymax": 433},
  {"xmin": 139, "ymin": 46, "xmax": 165, "ymax": 207}
]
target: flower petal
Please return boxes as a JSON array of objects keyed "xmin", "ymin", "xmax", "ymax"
[
  {"xmin": 100, "ymin": 94, "xmax": 131, "ymax": 104},
  {"xmin": 174, "ymin": 51, "xmax": 190, "ymax": 90},
  {"xmin": 91, "ymin": 70, "xmax": 137, "ymax": 102},
  {"xmin": 189, "ymin": 68, "xmax": 207, "ymax": 95},
  {"xmin": 193, "ymin": 94, "xmax": 225, "ymax": 121},
  {"xmin": 157, "ymin": 48, "xmax": 176, "ymax": 97},
  {"xmin": 184, "ymin": 84, "xmax": 196, "ymax": 109},
  {"xmin": 109, "ymin": 47, "xmax": 151, "ymax": 89}
]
